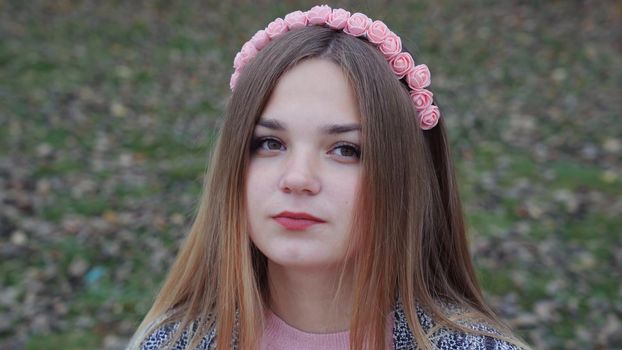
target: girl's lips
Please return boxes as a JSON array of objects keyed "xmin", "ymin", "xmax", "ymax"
[{"xmin": 273, "ymin": 217, "xmax": 324, "ymax": 231}]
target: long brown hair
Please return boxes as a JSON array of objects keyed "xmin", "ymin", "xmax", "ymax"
[{"xmin": 129, "ymin": 25, "xmax": 523, "ymax": 350}]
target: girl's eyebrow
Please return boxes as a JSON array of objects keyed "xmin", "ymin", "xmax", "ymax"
[{"xmin": 257, "ymin": 118, "xmax": 361, "ymax": 134}]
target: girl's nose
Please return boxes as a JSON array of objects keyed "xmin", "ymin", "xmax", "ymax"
[{"xmin": 278, "ymin": 151, "xmax": 321, "ymax": 195}]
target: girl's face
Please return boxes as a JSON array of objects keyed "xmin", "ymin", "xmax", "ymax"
[{"xmin": 245, "ymin": 58, "xmax": 362, "ymax": 270}]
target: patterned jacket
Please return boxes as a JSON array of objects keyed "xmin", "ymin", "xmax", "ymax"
[{"xmin": 136, "ymin": 301, "xmax": 521, "ymax": 350}]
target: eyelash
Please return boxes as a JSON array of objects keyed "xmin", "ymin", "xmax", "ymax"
[{"xmin": 250, "ymin": 136, "xmax": 361, "ymax": 159}]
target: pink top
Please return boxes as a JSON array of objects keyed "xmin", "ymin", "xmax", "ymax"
[{"xmin": 261, "ymin": 309, "xmax": 395, "ymax": 350}]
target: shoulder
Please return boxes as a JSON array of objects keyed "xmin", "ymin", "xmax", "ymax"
[
  {"xmin": 392, "ymin": 300, "xmax": 524, "ymax": 350},
  {"xmin": 429, "ymin": 324, "xmax": 522, "ymax": 350},
  {"xmin": 137, "ymin": 319, "xmax": 216, "ymax": 350}
]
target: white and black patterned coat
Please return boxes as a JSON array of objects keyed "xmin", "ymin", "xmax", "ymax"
[{"xmin": 136, "ymin": 301, "xmax": 521, "ymax": 350}]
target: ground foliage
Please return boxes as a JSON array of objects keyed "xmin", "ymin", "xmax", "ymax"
[{"xmin": 0, "ymin": 0, "xmax": 620, "ymax": 349}]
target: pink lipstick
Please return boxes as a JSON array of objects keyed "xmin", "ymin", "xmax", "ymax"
[{"xmin": 273, "ymin": 211, "xmax": 325, "ymax": 231}]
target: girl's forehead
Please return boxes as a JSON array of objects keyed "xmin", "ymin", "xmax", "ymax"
[
  {"xmin": 274, "ymin": 59, "xmax": 347, "ymax": 89},
  {"xmin": 255, "ymin": 115, "xmax": 362, "ymax": 136},
  {"xmin": 261, "ymin": 59, "xmax": 360, "ymax": 125}
]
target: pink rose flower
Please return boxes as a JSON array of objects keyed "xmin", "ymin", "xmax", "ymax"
[
  {"xmin": 366, "ymin": 20, "xmax": 389, "ymax": 44},
  {"xmin": 265, "ymin": 18, "xmax": 289, "ymax": 39},
  {"xmin": 327, "ymin": 8, "xmax": 351, "ymax": 30},
  {"xmin": 284, "ymin": 10, "xmax": 308, "ymax": 30},
  {"xmin": 230, "ymin": 70, "xmax": 240, "ymax": 90},
  {"xmin": 410, "ymin": 89, "xmax": 434, "ymax": 111},
  {"xmin": 406, "ymin": 64, "xmax": 431, "ymax": 90},
  {"xmin": 233, "ymin": 52, "xmax": 243, "ymax": 69},
  {"xmin": 233, "ymin": 42, "xmax": 258, "ymax": 71},
  {"xmin": 306, "ymin": 5, "xmax": 332, "ymax": 25},
  {"xmin": 343, "ymin": 12, "xmax": 372, "ymax": 37},
  {"xmin": 389, "ymin": 52, "xmax": 415, "ymax": 79},
  {"xmin": 378, "ymin": 31, "xmax": 402, "ymax": 59},
  {"xmin": 418, "ymin": 105, "xmax": 440, "ymax": 130},
  {"xmin": 250, "ymin": 29, "xmax": 270, "ymax": 50},
  {"xmin": 235, "ymin": 41, "xmax": 258, "ymax": 71}
]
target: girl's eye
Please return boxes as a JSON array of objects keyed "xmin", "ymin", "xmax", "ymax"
[
  {"xmin": 251, "ymin": 137, "xmax": 361, "ymax": 160},
  {"xmin": 331, "ymin": 143, "xmax": 361, "ymax": 159},
  {"xmin": 263, "ymin": 138, "xmax": 283, "ymax": 151},
  {"xmin": 251, "ymin": 137, "xmax": 284, "ymax": 152}
]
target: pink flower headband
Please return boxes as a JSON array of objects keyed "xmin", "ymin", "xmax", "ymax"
[{"xmin": 230, "ymin": 5, "xmax": 441, "ymax": 130}]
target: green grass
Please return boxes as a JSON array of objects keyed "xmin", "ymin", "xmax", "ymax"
[
  {"xmin": 33, "ymin": 159, "xmax": 83, "ymax": 177},
  {"xmin": 26, "ymin": 332, "xmax": 100, "ymax": 350},
  {"xmin": 566, "ymin": 213, "xmax": 620, "ymax": 242},
  {"xmin": 477, "ymin": 268, "xmax": 516, "ymax": 295},
  {"xmin": 39, "ymin": 195, "xmax": 110, "ymax": 222},
  {"xmin": 551, "ymin": 161, "xmax": 622, "ymax": 195}
]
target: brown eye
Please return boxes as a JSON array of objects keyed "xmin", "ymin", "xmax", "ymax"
[
  {"xmin": 251, "ymin": 137, "xmax": 285, "ymax": 153},
  {"xmin": 264, "ymin": 139, "xmax": 283, "ymax": 150},
  {"xmin": 331, "ymin": 143, "xmax": 361, "ymax": 159}
]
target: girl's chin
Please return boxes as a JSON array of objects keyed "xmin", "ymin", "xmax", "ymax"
[{"xmin": 265, "ymin": 254, "xmax": 345, "ymax": 271}]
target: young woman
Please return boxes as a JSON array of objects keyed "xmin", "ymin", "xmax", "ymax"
[{"xmin": 128, "ymin": 5, "xmax": 529, "ymax": 350}]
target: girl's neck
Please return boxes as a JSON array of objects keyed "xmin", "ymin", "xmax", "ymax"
[{"xmin": 266, "ymin": 261, "xmax": 353, "ymax": 333}]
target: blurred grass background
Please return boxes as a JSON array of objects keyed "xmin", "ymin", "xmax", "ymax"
[{"xmin": 0, "ymin": 0, "xmax": 620, "ymax": 349}]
